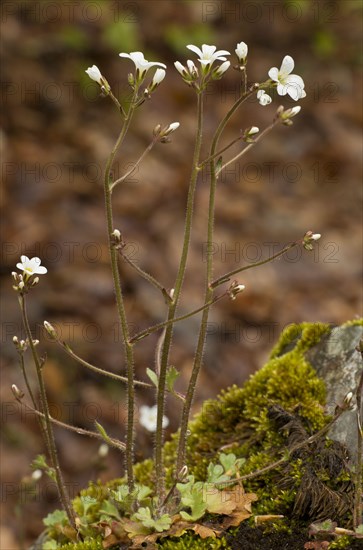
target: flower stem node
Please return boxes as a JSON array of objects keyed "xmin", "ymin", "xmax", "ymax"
[
  {"xmin": 44, "ymin": 321, "xmax": 57, "ymax": 339},
  {"xmin": 228, "ymin": 280, "xmax": 246, "ymax": 301},
  {"xmin": 303, "ymin": 231, "xmax": 321, "ymax": 251}
]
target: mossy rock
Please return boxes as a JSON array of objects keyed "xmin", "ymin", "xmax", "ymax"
[{"xmin": 37, "ymin": 321, "xmax": 363, "ymax": 550}]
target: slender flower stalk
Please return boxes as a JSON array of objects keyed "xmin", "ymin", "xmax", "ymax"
[
  {"xmin": 103, "ymin": 89, "xmax": 138, "ymax": 494},
  {"xmin": 175, "ymin": 83, "xmax": 261, "ymax": 475},
  {"xmin": 154, "ymin": 90, "xmax": 204, "ymax": 506},
  {"xmin": 19, "ymin": 295, "xmax": 76, "ymax": 529},
  {"xmin": 110, "ymin": 138, "xmax": 157, "ymax": 190}
]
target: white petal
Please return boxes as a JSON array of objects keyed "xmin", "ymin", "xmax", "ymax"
[
  {"xmin": 268, "ymin": 67, "xmax": 279, "ymax": 81},
  {"xmin": 20, "ymin": 255, "xmax": 29, "ymax": 264},
  {"xmin": 280, "ymin": 55, "xmax": 294, "ymax": 75},
  {"xmin": 277, "ymin": 83, "xmax": 288, "ymax": 96},
  {"xmin": 187, "ymin": 44, "xmax": 203, "ymax": 57},
  {"xmin": 174, "ymin": 61, "xmax": 186, "ymax": 75},
  {"xmin": 201, "ymin": 44, "xmax": 217, "ymax": 57},
  {"xmin": 16, "ymin": 262, "xmax": 24, "ymax": 270}
]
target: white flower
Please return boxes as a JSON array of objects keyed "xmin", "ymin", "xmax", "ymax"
[
  {"xmin": 249, "ymin": 126, "xmax": 259, "ymax": 135},
  {"xmin": 186, "ymin": 44, "xmax": 230, "ymax": 67},
  {"xmin": 257, "ymin": 90, "xmax": 272, "ymax": 106},
  {"xmin": 268, "ymin": 55, "xmax": 306, "ymax": 101},
  {"xmin": 151, "ymin": 68, "xmax": 166, "ymax": 87},
  {"xmin": 235, "ymin": 42, "xmax": 248, "ymax": 62},
  {"xmin": 119, "ymin": 51, "xmax": 166, "ymax": 79},
  {"xmin": 85, "ymin": 65, "xmax": 103, "ymax": 84},
  {"xmin": 311, "ymin": 233, "xmax": 321, "ymax": 241},
  {"xmin": 139, "ymin": 405, "xmax": 169, "ymax": 432},
  {"xmin": 16, "ymin": 256, "xmax": 47, "ymax": 276}
]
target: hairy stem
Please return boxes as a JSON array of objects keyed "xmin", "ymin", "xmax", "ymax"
[
  {"xmin": 103, "ymin": 92, "xmax": 137, "ymax": 493},
  {"xmin": 175, "ymin": 84, "xmax": 259, "ymax": 475},
  {"xmin": 19, "ymin": 295, "xmax": 76, "ymax": 529},
  {"xmin": 154, "ymin": 91, "xmax": 204, "ymax": 505}
]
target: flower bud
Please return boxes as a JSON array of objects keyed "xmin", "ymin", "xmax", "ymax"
[
  {"xmin": 243, "ymin": 126, "xmax": 259, "ymax": 142},
  {"xmin": 235, "ymin": 41, "xmax": 248, "ymax": 63},
  {"xmin": 11, "ymin": 384, "xmax": 24, "ymax": 400},
  {"xmin": 228, "ymin": 281, "xmax": 246, "ymax": 301},
  {"xmin": 303, "ymin": 231, "xmax": 322, "ymax": 251},
  {"xmin": 44, "ymin": 321, "xmax": 56, "ymax": 338}
]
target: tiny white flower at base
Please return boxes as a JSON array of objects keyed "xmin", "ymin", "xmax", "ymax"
[
  {"xmin": 257, "ymin": 90, "xmax": 272, "ymax": 106},
  {"xmin": 85, "ymin": 65, "xmax": 102, "ymax": 85},
  {"xmin": 98, "ymin": 443, "xmax": 109, "ymax": 457},
  {"xmin": 31, "ymin": 469, "xmax": 43, "ymax": 481},
  {"xmin": 268, "ymin": 55, "xmax": 306, "ymax": 101},
  {"xmin": 11, "ymin": 384, "xmax": 24, "ymax": 399},
  {"xmin": 139, "ymin": 405, "xmax": 169, "ymax": 432},
  {"xmin": 111, "ymin": 229, "xmax": 121, "ymax": 240},
  {"xmin": 311, "ymin": 233, "xmax": 321, "ymax": 241},
  {"xmin": 16, "ymin": 256, "xmax": 47, "ymax": 276},
  {"xmin": 235, "ymin": 41, "xmax": 248, "ymax": 62}
]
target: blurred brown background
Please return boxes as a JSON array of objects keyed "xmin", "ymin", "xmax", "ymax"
[{"xmin": 1, "ymin": 0, "xmax": 362, "ymax": 546}]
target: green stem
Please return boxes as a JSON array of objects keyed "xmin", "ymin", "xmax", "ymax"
[
  {"xmin": 175, "ymin": 84, "xmax": 257, "ymax": 475},
  {"xmin": 53, "ymin": 336, "xmax": 151, "ymax": 387},
  {"xmin": 21, "ymin": 401, "xmax": 126, "ymax": 452},
  {"xmin": 19, "ymin": 295, "xmax": 76, "ymax": 529},
  {"xmin": 211, "ymin": 242, "xmax": 298, "ymax": 288},
  {"xmin": 117, "ymin": 247, "xmax": 172, "ymax": 304},
  {"xmin": 103, "ymin": 93, "xmax": 137, "ymax": 493},
  {"xmin": 130, "ymin": 292, "xmax": 226, "ymax": 343},
  {"xmin": 110, "ymin": 138, "xmax": 156, "ymax": 190},
  {"xmin": 154, "ymin": 91, "xmax": 204, "ymax": 505}
]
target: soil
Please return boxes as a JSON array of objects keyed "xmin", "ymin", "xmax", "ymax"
[{"xmin": 226, "ymin": 523, "xmax": 361, "ymax": 550}]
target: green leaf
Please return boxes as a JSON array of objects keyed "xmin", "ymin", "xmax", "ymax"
[
  {"xmin": 177, "ymin": 477, "xmax": 207, "ymax": 522},
  {"xmin": 134, "ymin": 484, "xmax": 153, "ymax": 503},
  {"xmin": 355, "ymin": 524, "xmax": 363, "ymax": 534},
  {"xmin": 79, "ymin": 496, "xmax": 99, "ymax": 516},
  {"xmin": 43, "ymin": 509, "xmax": 68, "ymax": 528},
  {"xmin": 207, "ymin": 463, "xmax": 230, "ymax": 484},
  {"xmin": 146, "ymin": 368, "xmax": 158, "ymax": 388},
  {"xmin": 94, "ymin": 421, "xmax": 112, "ymax": 444},
  {"xmin": 166, "ymin": 366, "xmax": 179, "ymax": 393},
  {"xmin": 99, "ymin": 500, "xmax": 121, "ymax": 521},
  {"xmin": 132, "ymin": 507, "xmax": 171, "ymax": 532}
]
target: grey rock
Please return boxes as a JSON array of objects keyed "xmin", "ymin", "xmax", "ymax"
[{"xmin": 306, "ymin": 323, "xmax": 363, "ymax": 465}]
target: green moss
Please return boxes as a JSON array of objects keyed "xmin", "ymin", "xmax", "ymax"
[
  {"xmin": 59, "ymin": 540, "xmax": 103, "ymax": 550},
  {"xmin": 158, "ymin": 532, "xmax": 229, "ymax": 549},
  {"xmin": 342, "ymin": 318, "xmax": 363, "ymax": 328},
  {"xmin": 42, "ymin": 322, "xmax": 357, "ymax": 549}
]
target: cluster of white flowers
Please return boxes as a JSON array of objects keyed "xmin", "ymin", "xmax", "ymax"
[{"xmin": 86, "ymin": 43, "xmax": 307, "ymax": 120}]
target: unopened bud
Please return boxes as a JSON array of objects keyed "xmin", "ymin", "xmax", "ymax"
[
  {"xmin": 303, "ymin": 231, "xmax": 322, "ymax": 251},
  {"xmin": 44, "ymin": 321, "xmax": 56, "ymax": 338},
  {"xmin": 228, "ymin": 281, "xmax": 246, "ymax": 301},
  {"xmin": 32, "ymin": 339, "xmax": 39, "ymax": 346},
  {"xmin": 13, "ymin": 336, "xmax": 19, "ymax": 345},
  {"xmin": 178, "ymin": 465, "xmax": 188, "ymax": 480},
  {"xmin": 31, "ymin": 277, "xmax": 39, "ymax": 286},
  {"xmin": 11, "ymin": 384, "xmax": 24, "ymax": 400},
  {"xmin": 153, "ymin": 124, "xmax": 162, "ymax": 137}
]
